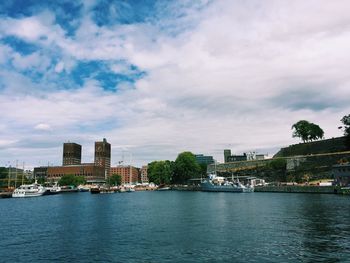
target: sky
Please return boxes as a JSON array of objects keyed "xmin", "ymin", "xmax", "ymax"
[{"xmin": 1, "ymin": 0, "xmax": 350, "ymax": 169}]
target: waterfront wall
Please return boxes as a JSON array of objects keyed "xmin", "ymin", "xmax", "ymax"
[
  {"xmin": 274, "ymin": 136, "xmax": 349, "ymax": 157},
  {"xmin": 208, "ymin": 151, "xmax": 350, "ymax": 182},
  {"xmin": 255, "ymin": 185, "xmax": 342, "ymax": 194}
]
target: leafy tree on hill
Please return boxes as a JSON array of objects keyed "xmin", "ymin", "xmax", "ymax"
[
  {"xmin": 292, "ymin": 120, "xmax": 324, "ymax": 142},
  {"xmin": 108, "ymin": 174, "xmax": 122, "ymax": 186},
  {"xmin": 148, "ymin": 160, "xmax": 173, "ymax": 185},
  {"xmin": 339, "ymin": 114, "xmax": 350, "ymax": 148},
  {"xmin": 172, "ymin": 152, "xmax": 201, "ymax": 184}
]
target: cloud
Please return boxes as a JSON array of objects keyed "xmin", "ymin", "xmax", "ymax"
[
  {"xmin": 1, "ymin": 0, "xmax": 350, "ymax": 168},
  {"xmin": 34, "ymin": 123, "xmax": 52, "ymax": 131}
]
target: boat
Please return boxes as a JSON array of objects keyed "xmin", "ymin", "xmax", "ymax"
[
  {"xmin": 200, "ymin": 174, "xmax": 254, "ymax": 193},
  {"xmin": 12, "ymin": 181, "xmax": 47, "ymax": 198},
  {"xmin": 77, "ymin": 185, "xmax": 90, "ymax": 192},
  {"xmin": 0, "ymin": 192, "xmax": 13, "ymax": 198},
  {"xmin": 124, "ymin": 185, "xmax": 135, "ymax": 192},
  {"xmin": 60, "ymin": 186, "xmax": 79, "ymax": 193},
  {"xmin": 157, "ymin": 186, "xmax": 171, "ymax": 191},
  {"xmin": 90, "ymin": 187, "xmax": 101, "ymax": 194},
  {"xmin": 43, "ymin": 182, "xmax": 61, "ymax": 195}
]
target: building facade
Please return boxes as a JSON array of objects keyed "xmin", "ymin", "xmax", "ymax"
[
  {"xmin": 224, "ymin": 149, "xmax": 231, "ymax": 163},
  {"xmin": 110, "ymin": 165, "xmax": 139, "ymax": 185},
  {"xmin": 195, "ymin": 154, "xmax": 214, "ymax": 165},
  {"xmin": 140, "ymin": 165, "xmax": 149, "ymax": 183},
  {"xmin": 94, "ymin": 138, "xmax": 111, "ymax": 178},
  {"xmin": 333, "ymin": 163, "xmax": 350, "ymax": 186},
  {"xmin": 46, "ymin": 164, "xmax": 105, "ymax": 183},
  {"xmin": 63, "ymin": 142, "xmax": 82, "ymax": 165}
]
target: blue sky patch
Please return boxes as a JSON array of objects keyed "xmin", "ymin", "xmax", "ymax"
[
  {"xmin": 2, "ymin": 36, "xmax": 39, "ymax": 55},
  {"xmin": 70, "ymin": 60, "xmax": 146, "ymax": 90},
  {"xmin": 92, "ymin": 0, "xmax": 157, "ymax": 27}
]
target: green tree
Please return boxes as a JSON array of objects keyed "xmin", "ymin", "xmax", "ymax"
[
  {"xmin": 108, "ymin": 174, "xmax": 122, "ymax": 186},
  {"xmin": 199, "ymin": 163, "xmax": 208, "ymax": 177},
  {"xmin": 172, "ymin": 152, "xmax": 201, "ymax": 184},
  {"xmin": 340, "ymin": 114, "xmax": 350, "ymax": 148},
  {"xmin": 0, "ymin": 167, "xmax": 7, "ymax": 188},
  {"xmin": 59, "ymin": 174, "xmax": 86, "ymax": 187},
  {"xmin": 292, "ymin": 120, "xmax": 324, "ymax": 142},
  {"xmin": 148, "ymin": 160, "xmax": 173, "ymax": 185}
]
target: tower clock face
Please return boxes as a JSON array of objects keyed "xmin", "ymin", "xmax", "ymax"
[{"xmin": 97, "ymin": 146, "xmax": 102, "ymax": 151}]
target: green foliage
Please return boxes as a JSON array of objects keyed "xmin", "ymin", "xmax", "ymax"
[
  {"xmin": 292, "ymin": 120, "xmax": 324, "ymax": 142},
  {"xmin": 172, "ymin": 152, "xmax": 201, "ymax": 184},
  {"xmin": 340, "ymin": 114, "xmax": 350, "ymax": 135},
  {"xmin": 0, "ymin": 167, "xmax": 7, "ymax": 188},
  {"xmin": 0, "ymin": 167, "xmax": 7, "ymax": 179},
  {"xmin": 58, "ymin": 174, "xmax": 86, "ymax": 187},
  {"xmin": 268, "ymin": 158, "xmax": 287, "ymax": 170},
  {"xmin": 148, "ymin": 160, "xmax": 173, "ymax": 185},
  {"xmin": 37, "ymin": 177, "xmax": 46, "ymax": 185},
  {"xmin": 108, "ymin": 174, "xmax": 122, "ymax": 186},
  {"xmin": 199, "ymin": 163, "xmax": 208, "ymax": 176}
]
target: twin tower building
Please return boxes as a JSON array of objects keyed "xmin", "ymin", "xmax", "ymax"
[
  {"xmin": 34, "ymin": 138, "xmax": 111, "ymax": 182},
  {"xmin": 63, "ymin": 138, "xmax": 111, "ymax": 170}
]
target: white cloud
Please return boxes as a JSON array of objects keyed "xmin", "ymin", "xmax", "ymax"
[
  {"xmin": 34, "ymin": 123, "xmax": 52, "ymax": 131},
  {"xmin": 54, "ymin": 61, "xmax": 65, "ymax": 73},
  {"xmin": 1, "ymin": 1, "xmax": 350, "ymax": 168}
]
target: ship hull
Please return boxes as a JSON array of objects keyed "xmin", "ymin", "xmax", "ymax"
[{"xmin": 200, "ymin": 182, "xmax": 253, "ymax": 193}]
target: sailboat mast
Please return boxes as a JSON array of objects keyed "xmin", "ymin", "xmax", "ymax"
[
  {"xmin": 22, "ymin": 162, "xmax": 25, "ymax": 185},
  {"xmin": 15, "ymin": 160, "xmax": 18, "ymax": 188},
  {"xmin": 7, "ymin": 164, "xmax": 11, "ymax": 188}
]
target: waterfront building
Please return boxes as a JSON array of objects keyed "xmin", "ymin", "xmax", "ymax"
[
  {"xmin": 33, "ymin": 139, "xmax": 111, "ymax": 183},
  {"xmin": 33, "ymin": 167, "xmax": 48, "ymax": 180},
  {"xmin": 333, "ymin": 163, "xmax": 350, "ymax": 186},
  {"xmin": 94, "ymin": 138, "xmax": 111, "ymax": 178},
  {"xmin": 140, "ymin": 165, "xmax": 148, "ymax": 183},
  {"xmin": 227, "ymin": 153, "xmax": 247, "ymax": 162},
  {"xmin": 224, "ymin": 150, "xmax": 265, "ymax": 163},
  {"xmin": 46, "ymin": 164, "xmax": 105, "ymax": 183},
  {"xmin": 63, "ymin": 142, "xmax": 82, "ymax": 165},
  {"xmin": 110, "ymin": 165, "xmax": 139, "ymax": 185},
  {"xmin": 195, "ymin": 154, "xmax": 214, "ymax": 165},
  {"xmin": 224, "ymin": 149, "xmax": 231, "ymax": 163}
]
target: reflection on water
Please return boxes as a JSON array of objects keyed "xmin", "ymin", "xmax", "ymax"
[{"xmin": 0, "ymin": 192, "xmax": 349, "ymax": 262}]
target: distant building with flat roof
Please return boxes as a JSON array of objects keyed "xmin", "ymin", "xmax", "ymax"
[
  {"xmin": 110, "ymin": 165, "xmax": 139, "ymax": 185},
  {"xmin": 224, "ymin": 150, "xmax": 265, "ymax": 163},
  {"xmin": 140, "ymin": 165, "xmax": 149, "ymax": 183},
  {"xmin": 195, "ymin": 154, "xmax": 214, "ymax": 165},
  {"xmin": 47, "ymin": 164, "xmax": 106, "ymax": 183}
]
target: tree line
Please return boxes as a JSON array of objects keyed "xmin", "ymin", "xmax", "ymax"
[{"xmin": 148, "ymin": 152, "xmax": 207, "ymax": 185}]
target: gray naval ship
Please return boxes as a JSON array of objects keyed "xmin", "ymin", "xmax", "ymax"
[{"xmin": 200, "ymin": 174, "xmax": 254, "ymax": 193}]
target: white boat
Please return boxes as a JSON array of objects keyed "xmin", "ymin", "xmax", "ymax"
[
  {"xmin": 12, "ymin": 181, "xmax": 47, "ymax": 198},
  {"xmin": 125, "ymin": 187, "xmax": 135, "ymax": 192},
  {"xmin": 157, "ymin": 186, "xmax": 171, "ymax": 191},
  {"xmin": 44, "ymin": 182, "xmax": 61, "ymax": 195}
]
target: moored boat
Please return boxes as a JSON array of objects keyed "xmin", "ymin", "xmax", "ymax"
[
  {"xmin": 43, "ymin": 182, "xmax": 61, "ymax": 195},
  {"xmin": 157, "ymin": 186, "xmax": 171, "ymax": 191},
  {"xmin": 90, "ymin": 187, "xmax": 101, "ymax": 194},
  {"xmin": 12, "ymin": 181, "xmax": 46, "ymax": 198},
  {"xmin": 201, "ymin": 174, "xmax": 254, "ymax": 193}
]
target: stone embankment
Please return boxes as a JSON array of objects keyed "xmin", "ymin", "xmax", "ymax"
[{"xmin": 255, "ymin": 185, "xmax": 345, "ymax": 194}]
